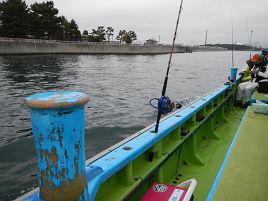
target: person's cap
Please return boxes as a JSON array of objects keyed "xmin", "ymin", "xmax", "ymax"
[{"xmin": 251, "ymin": 53, "xmax": 264, "ymax": 63}]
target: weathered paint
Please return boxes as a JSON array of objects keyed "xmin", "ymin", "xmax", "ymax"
[
  {"xmin": 26, "ymin": 91, "xmax": 89, "ymax": 201},
  {"xmin": 26, "ymin": 91, "xmax": 89, "ymax": 110}
]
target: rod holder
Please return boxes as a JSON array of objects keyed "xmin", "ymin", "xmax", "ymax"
[
  {"xmin": 230, "ymin": 67, "xmax": 238, "ymax": 82},
  {"xmin": 26, "ymin": 91, "xmax": 89, "ymax": 201}
]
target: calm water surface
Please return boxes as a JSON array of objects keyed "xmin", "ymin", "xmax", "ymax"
[{"xmin": 0, "ymin": 51, "xmax": 251, "ymax": 200}]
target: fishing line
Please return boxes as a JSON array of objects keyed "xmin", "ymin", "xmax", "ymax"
[
  {"xmin": 231, "ymin": 26, "xmax": 234, "ymax": 67},
  {"xmin": 231, "ymin": 9, "xmax": 234, "ymax": 68},
  {"xmin": 244, "ymin": 10, "xmax": 252, "ymax": 59},
  {"xmin": 249, "ymin": 30, "xmax": 253, "ymax": 59},
  {"xmin": 153, "ymin": 0, "xmax": 184, "ymax": 133}
]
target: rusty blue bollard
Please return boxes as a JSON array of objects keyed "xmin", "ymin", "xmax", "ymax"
[{"xmin": 26, "ymin": 91, "xmax": 89, "ymax": 201}]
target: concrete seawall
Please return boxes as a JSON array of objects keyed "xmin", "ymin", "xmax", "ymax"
[
  {"xmin": 192, "ymin": 45, "xmax": 227, "ymax": 52},
  {"xmin": 0, "ymin": 38, "xmax": 188, "ymax": 55}
]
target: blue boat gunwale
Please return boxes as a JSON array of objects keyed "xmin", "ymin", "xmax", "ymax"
[
  {"xmin": 16, "ymin": 76, "xmax": 241, "ymax": 201},
  {"xmin": 87, "ymin": 86, "xmax": 225, "ymax": 162},
  {"xmin": 86, "ymin": 82, "xmax": 234, "ymax": 165}
]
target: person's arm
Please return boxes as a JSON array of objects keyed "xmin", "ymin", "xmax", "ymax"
[
  {"xmin": 241, "ymin": 66, "xmax": 252, "ymax": 81},
  {"xmin": 251, "ymin": 66, "xmax": 258, "ymax": 78},
  {"xmin": 244, "ymin": 66, "xmax": 250, "ymax": 76}
]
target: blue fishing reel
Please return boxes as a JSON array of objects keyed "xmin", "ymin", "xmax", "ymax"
[{"xmin": 149, "ymin": 96, "xmax": 174, "ymax": 115}]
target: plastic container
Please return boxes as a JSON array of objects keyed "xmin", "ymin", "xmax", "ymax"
[
  {"xmin": 252, "ymin": 101, "xmax": 268, "ymax": 114},
  {"xmin": 141, "ymin": 179, "xmax": 197, "ymax": 201},
  {"xmin": 230, "ymin": 67, "xmax": 238, "ymax": 82}
]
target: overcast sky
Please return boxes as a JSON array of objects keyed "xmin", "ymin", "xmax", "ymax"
[{"xmin": 25, "ymin": 0, "xmax": 268, "ymax": 47}]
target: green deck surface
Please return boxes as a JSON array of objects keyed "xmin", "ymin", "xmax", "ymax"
[
  {"xmin": 179, "ymin": 109, "xmax": 245, "ymax": 201},
  {"xmin": 251, "ymin": 91, "xmax": 268, "ymax": 102},
  {"xmin": 213, "ymin": 107, "xmax": 268, "ymax": 201}
]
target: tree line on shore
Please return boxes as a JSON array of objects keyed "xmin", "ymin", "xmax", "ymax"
[{"xmin": 0, "ymin": 0, "xmax": 137, "ymax": 43}]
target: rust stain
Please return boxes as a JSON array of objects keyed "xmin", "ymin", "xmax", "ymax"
[
  {"xmin": 25, "ymin": 95, "xmax": 89, "ymax": 109},
  {"xmin": 38, "ymin": 140, "xmax": 88, "ymax": 200},
  {"xmin": 40, "ymin": 147, "xmax": 58, "ymax": 168},
  {"xmin": 50, "ymin": 147, "xmax": 58, "ymax": 167},
  {"xmin": 39, "ymin": 145, "xmax": 87, "ymax": 201},
  {"xmin": 40, "ymin": 174, "xmax": 87, "ymax": 201}
]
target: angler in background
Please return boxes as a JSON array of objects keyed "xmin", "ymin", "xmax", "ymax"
[
  {"xmin": 236, "ymin": 53, "xmax": 268, "ymax": 107},
  {"xmin": 241, "ymin": 49, "xmax": 268, "ymax": 82}
]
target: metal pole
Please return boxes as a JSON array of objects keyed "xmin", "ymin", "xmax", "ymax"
[
  {"xmin": 250, "ymin": 30, "xmax": 253, "ymax": 47},
  {"xmin": 26, "ymin": 91, "xmax": 89, "ymax": 201},
  {"xmin": 205, "ymin": 29, "xmax": 207, "ymax": 45}
]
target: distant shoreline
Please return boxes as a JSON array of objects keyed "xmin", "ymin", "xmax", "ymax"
[
  {"xmin": 0, "ymin": 38, "xmax": 256, "ymax": 55},
  {"xmin": 0, "ymin": 38, "xmax": 191, "ymax": 55}
]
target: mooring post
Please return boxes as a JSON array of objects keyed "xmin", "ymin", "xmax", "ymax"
[{"xmin": 26, "ymin": 91, "xmax": 89, "ymax": 201}]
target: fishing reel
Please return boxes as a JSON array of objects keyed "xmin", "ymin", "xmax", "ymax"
[{"xmin": 150, "ymin": 96, "xmax": 178, "ymax": 115}]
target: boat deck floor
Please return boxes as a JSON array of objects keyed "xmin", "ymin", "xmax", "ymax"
[
  {"xmin": 178, "ymin": 108, "xmax": 245, "ymax": 201},
  {"xmin": 251, "ymin": 91, "xmax": 268, "ymax": 103},
  {"xmin": 213, "ymin": 106, "xmax": 268, "ymax": 201}
]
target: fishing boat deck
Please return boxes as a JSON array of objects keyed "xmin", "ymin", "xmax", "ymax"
[
  {"xmin": 212, "ymin": 106, "xmax": 268, "ymax": 201},
  {"xmin": 250, "ymin": 91, "xmax": 268, "ymax": 104},
  {"xmin": 176, "ymin": 108, "xmax": 245, "ymax": 201}
]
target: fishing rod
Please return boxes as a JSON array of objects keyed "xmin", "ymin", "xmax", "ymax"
[
  {"xmin": 153, "ymin": 0, "xmax": 184, "ymax": 133},
  {"xmin": 249, "ymin": 30, "xmax": 253, "ymax": 59}
]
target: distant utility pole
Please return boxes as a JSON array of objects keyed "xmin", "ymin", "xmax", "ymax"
[
  {"xmin": 249, "ymin": 30, "xmax": 253, "ymax": 47},
  {"xmin": 205, "ymin": 29, "xmax": 208, "ymax": 45},
  {"xmin": 159, "ymin": 35, "xmax": 160, "ymax": 44}
]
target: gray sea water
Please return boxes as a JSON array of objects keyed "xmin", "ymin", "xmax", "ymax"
[{"xmin": 0, "ymin": 51, "xmax": 252, "ymax": 200}]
